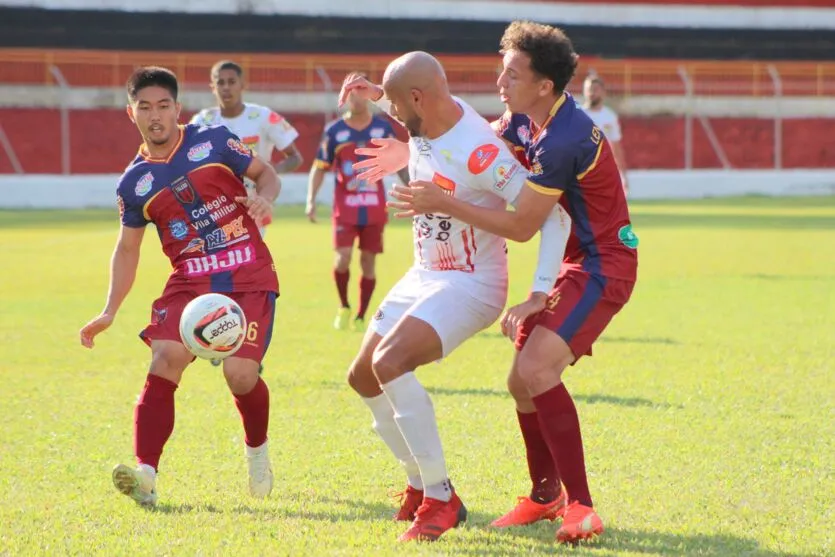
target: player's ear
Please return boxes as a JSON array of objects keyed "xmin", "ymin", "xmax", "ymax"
[
  {"xmin": 126, "ymin": 104, "xmax": 136, "ymax": 124},
  {"xmin": 539, "ymin": 78, "xmax": 555, "ymax": 98},
  {"xmin": 175, "ymin": 102, "xmax": 182, "ymax": 120}
]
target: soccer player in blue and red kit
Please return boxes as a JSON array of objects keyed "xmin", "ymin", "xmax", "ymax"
[
  {"xmin": 79, "ymin": 67, "xmax": 281, "ymax": 506},
  {"xmin": 387, "ymin": 21, "xmax": 638, "ymax": 544},
  {"xmin": 306, "ymin": 84, "xmax": 408, "ymax": 331}
]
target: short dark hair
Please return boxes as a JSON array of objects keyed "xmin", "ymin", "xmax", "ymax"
[
  {"xmin": 585, "ymin": 73, "xmax": 605, "ymax": 88},
  {"xmin": 500, "ymin": 20, "xmax": 579, "ymax": 93},
  {"xmin": 211, "ymin": 60, "xmax": 243, "ymax": 79},
  {"xmin": 126, "ymin": 66, "xmax": 178, "ymax": 102}
]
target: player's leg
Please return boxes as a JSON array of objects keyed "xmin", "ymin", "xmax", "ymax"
[
  {"xmin": 490, "ymin": 352, "xmax": 567, "ymax": 528},
  {"xmin": 333, "ymin": 221, "xmax": 357, "ymax": 330},
  {"xmin": 515, "ymin": 272, "xmax": 634, "ymax": 543},
  {"xmin": 223, "ymin": 291, "xmax": 277, "ymax": 498},
  {"xmin": 347, "ymin": 275, "xmax": 424, "ymax": 521},
  {"xmin": 354, "ymin": 223, "xmax": 383, "ymax": 330},
  {"xmin": 373, "ymin": 281, "xmax": 502, "ymax": 541},
  {"xmin": 113, "ymin": 290, "xmax": 197, "ymax": 506}
]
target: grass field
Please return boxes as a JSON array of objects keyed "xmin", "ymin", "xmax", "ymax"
[{"xmin": 1, "ymin": 197, "xmax": 833, "ymax": 556}]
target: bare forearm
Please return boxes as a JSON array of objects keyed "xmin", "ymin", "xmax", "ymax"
[
  {"xmin": 307, "ymin": 168, "xmax": 325, "ymax": 204},
  {"xmin": 440, "ymin": 196, "xmax": 531, "ymax": 242},
  {"xmin": 256, "ymin": 171, "xmax": 281, "ymax": 202},
  {"xmin": 103, "ymin": 246, "xmax": 140, "ymax": 315},
  {"xmin": 275, "ymin": 152, "xmax": 303, "ymax": 174},
  {"xmin": 612, "ymin": 142, "xmax": 628, "ymax": 172}
]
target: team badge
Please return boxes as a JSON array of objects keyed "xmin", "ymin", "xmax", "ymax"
[{"xmin": 171, "ymin": 176, "xmax": 196, "ymax": 205}]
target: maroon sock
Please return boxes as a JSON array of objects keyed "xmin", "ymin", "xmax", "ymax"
[
  {"xmin": 334, "ymin": 269, "xmax": 350, "ymax": 308},
  {"xmin": 357, "ymin": 277, "xmax": 377, "ymax": 320},
  {"xmin": 233, "ymin": 377, "xmax": 270, "ymax": 448},
  {"xmin": 134, "ymin": 374, "xmax": 178, "ymax": 471},
  {"xmin": 517, "ymin": 410, "xmax": 561, "ymax": 504},
  {"xmin": 531, "ymin": 383, "xmax": 593, "ymax": 507}
]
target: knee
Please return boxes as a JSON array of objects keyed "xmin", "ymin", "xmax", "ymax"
[
  {"xmin": 223, "ymin": 360, "xmax": 259, "ymax": 394},
  {"xmin": 149, "ymin": 351, "xmax": 188, "ymax": 384},
  {"xmin": 371, "ymin": 347, "xmax": 407, "ymax": 385},
  {"xmin": 506, "ymin": 369, "xmax": 529, "ymax": 402},
  {"xmin": 334, "ymin": 251, "xmax": 352, "ymax": 272},
  {"xmin": 359, "ymin": 252, "xmax": 376, "ymax": 277},
  {"xmin": 347, "ymin": 359, "xmax": 381, "ymax": 398}
]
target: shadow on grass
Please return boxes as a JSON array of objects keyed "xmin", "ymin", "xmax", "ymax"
[
  {"xmin": 151, "ymin": 502, "xmax": 223, "ymax": 514},
  {"xmin": 744, "ymin": 273, "xmax": 834, "ymax": 282},
  {"xmin": 478, "ymin": 332, "xmax": 680, "ymax": 346},
  {"xmin": 316, "ymin": 380, "xmax": 680, "ymax": 409}
]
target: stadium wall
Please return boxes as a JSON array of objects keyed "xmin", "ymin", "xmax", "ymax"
[{"xmin": 2, "ymin": 171, "xmax": 834, "ymax": 209}]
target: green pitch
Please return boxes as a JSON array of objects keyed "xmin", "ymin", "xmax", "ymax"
[{"xmin": 0, "ymin": 197, "xmax": 833, "ymax": 556}]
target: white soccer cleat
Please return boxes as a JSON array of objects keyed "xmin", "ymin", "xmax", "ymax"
[
  {"xmin": 112, "ymin": 463, "xmax": 158, "ymax": 507},
  {"xmin": 246, "ymin": 442, "xmax": 273, "ymax": 499}
]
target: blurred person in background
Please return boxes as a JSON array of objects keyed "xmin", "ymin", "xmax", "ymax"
[
  {"xmin": 192, "ymin": 60, "xmax": 303, "ymax": 236},
  {"xmin": 307, "ymin": 77, "xmax": 408, "ymax": 331},
  {"xmin": 581, "ymin": 74, "xmax": 629, "ymax": 195}
]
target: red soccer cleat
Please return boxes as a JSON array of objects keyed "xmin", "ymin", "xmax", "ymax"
[
  {"xmin": 490, "ymin": 489, "xmax": 568, "ymax": 528},
  {"xmin": 556, "ymin": 501, "xmax": 604, "ymax": 543},
  {"xmin": 398, "ymin": 492, "xmax": 467, "ymax": 542},
  {"xmin": 391, "ymin": 485, "xmax": 424, "ymax": 522}
]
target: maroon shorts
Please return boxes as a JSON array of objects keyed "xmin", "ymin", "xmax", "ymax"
[
  {"xmin": 139, "ymin": 289, "xmax": 277, "ymax": 363},
  {"xmin": 515, "ymin": 269, "xmax": 635, "ymax": 361},
  {"xmin": 333, "ymin": 220, "xmax": 385, "ymax": 254}
]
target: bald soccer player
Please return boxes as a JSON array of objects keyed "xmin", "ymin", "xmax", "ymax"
[{"xmin": 340, "ymin": 52, "xmax": 571, "ymax": 542}]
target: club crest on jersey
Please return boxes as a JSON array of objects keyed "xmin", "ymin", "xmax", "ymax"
[
  {"xmin": 134, "ymin": 172, "xmax": 154, "ymax": 196},
  {"xmin": 530, "ymin": 158, "xmax": 544, "ymax": 176},
  {"xmin": 187, "ymin": 141, "xmax": 213, "ymax": 162},
  {"xmin": 467, "ymin": 144, "xmax": 499, "ymax": 174},
  {"xmin": 493, "ymin": 161, "xmax": 520, "ymax": 191},
  {"xmin": 152, "ymin": 307, "xmax": 168, "ymax": 324},
  {"xmin": 432, "ymin": 172, "xmax": 456, "ymax": 196},
  {"xmin": 169, "ymin": 219, "xmax": 189, "ymax": 240},
  {"xmin": 335, "ymin": 129, "xmax": 351, "ymax": 143},
  {"xmin": 171, "ymin": 177, "xmax": 196, "ymax": 205},
  {"xmin": 227, "ymin": 138, "xmax": 251, "ymax": 157},
  {"xmin": 517, "ymin": 125, "xmax": 531, "ymax": 145},
  {"xmin": 268, "ymin": 111, "xmax": 283, "ymax": 124},
  {"xmin": 369, "ymin": 127, "xmax": 386, "ymax": 139}
]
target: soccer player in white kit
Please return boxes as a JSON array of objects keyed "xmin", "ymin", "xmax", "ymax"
[
  {"xmin": 581, "ymin": 74, "xmax": 629, "ymax": 195},
  {"xmin": 338, "ymin": 53, "xmax": 570, "ymax": 543},
  {"xmin": 191, "ymin": 60, "xmax": 304, "ymax": 235}
]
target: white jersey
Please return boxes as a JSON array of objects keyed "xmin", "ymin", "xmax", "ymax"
[
  {"xmin": 407, "ymin": 98, "xmax": 529, "ymax": 306},
  {"xmin": 190, "ymin": 103, "xmax": 299, "ymax": 162},
  {"xmin": 581, "ymin": 105, "xmax": 622, "ymax": 142}
]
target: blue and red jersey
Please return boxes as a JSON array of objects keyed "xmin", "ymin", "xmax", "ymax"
[
  {"xmin": 117, "ymin": 124, "xmax": 278, "ymax": 294},
  {"xmin": 314, "ymin": 115, "xmax": 397, "ymax": 226},
  {"xmin": 495, "ymin": 93, "xmax": 638, "ymax": 281}
]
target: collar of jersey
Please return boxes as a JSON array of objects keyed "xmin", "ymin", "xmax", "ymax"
[
  {"xmin": 531, "ymin": 93, "xmax": 567, "ymax": 142},
  {"xmin": 138, "ymin": 125, "xmax": 186, "ymax": 163}
]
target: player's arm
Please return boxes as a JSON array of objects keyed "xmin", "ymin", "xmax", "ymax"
[
  {"xmin": 306, "ymin": 162, "xmax": 328, "ymax": 223},
  {"xmin": 265, "ymin": 111, "xmax": 303, "ymax": 173},
  {"xmin": 275, "ymin": 142, "xmax": 303, "ymax": 174},
  {"xmin": 604, "ymin": 117, "xmax": 628, "ymax": 190},
  {"xmin": 237, "ymin": 156, "xmax": 280, "ymax": 223},
  {"xmin": 80, "ymin": 223, "xmax": 145, "ymax": 348}
]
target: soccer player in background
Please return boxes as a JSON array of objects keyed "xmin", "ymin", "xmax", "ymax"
[
  {"xmin": 79, "ymin": 67, "xmax": 281, "ymax": 506},
  {"xmin": 191, "ymin": 60, "xmax": 303, "ymax": 236},
  {"xmin": 383, "ymin": 22, "xmax": 639, "ymax": 544},
  {"xmin": 306, "ymin": 81, "xmax": 409, "ymax": 331},
  {"xmin": 581, "ymin": 74, "xmax": 629, "ymax": 195},
  {"xmin": 338, "ymin": 53, "xmax": 570, "ymax": 542}
]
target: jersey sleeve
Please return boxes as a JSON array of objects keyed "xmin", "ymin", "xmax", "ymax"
[
  {"xmin": 265, "ymin": 110, "xmax": 299, "ymax": 151},
  {"xmin": 116, "ymin": 174, "xmax": 150, "ymax": 228},
  {"xmin": 215, "ymin": 127, "xmax": 254, "ymax": 177},
  {"xmin": 469, "ymin": 139, "xmax": 528, "ymax": 205},
  {"xmin": 313, "ymin": 126, "xmax": 335, "ymax": 170},
  {"xmin": 526, "ymin": 136, "xmax": 577, "ymax": 195}
]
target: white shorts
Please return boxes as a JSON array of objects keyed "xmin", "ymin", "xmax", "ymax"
[{"xmin": 370, "ymin": 267, "xmax": 504, "ymax": 357}]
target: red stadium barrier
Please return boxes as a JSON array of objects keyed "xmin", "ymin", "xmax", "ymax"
[{"xmin": 1, "ymin": 109, "xmax": 833, "ymax": 174}]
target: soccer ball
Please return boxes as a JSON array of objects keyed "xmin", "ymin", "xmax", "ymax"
[{"xmin": 179, "ymin": 293, "xmax": 247, "ymax": 361}]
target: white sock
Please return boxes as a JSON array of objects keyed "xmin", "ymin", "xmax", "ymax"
[
  {"xmin": 363, "ymin": 393, "xmax": 423, "ymax": 489},
  {"xmin": 138, "ymin": 463, "xmax": 157, "ymax": 479},
  {"xmin": 381, "ymin": 373, "xmax": 451, "ymax": 502},
  {"xmin": 245, "ymin": 440, "xmax": 268, "ymax": 457}
]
